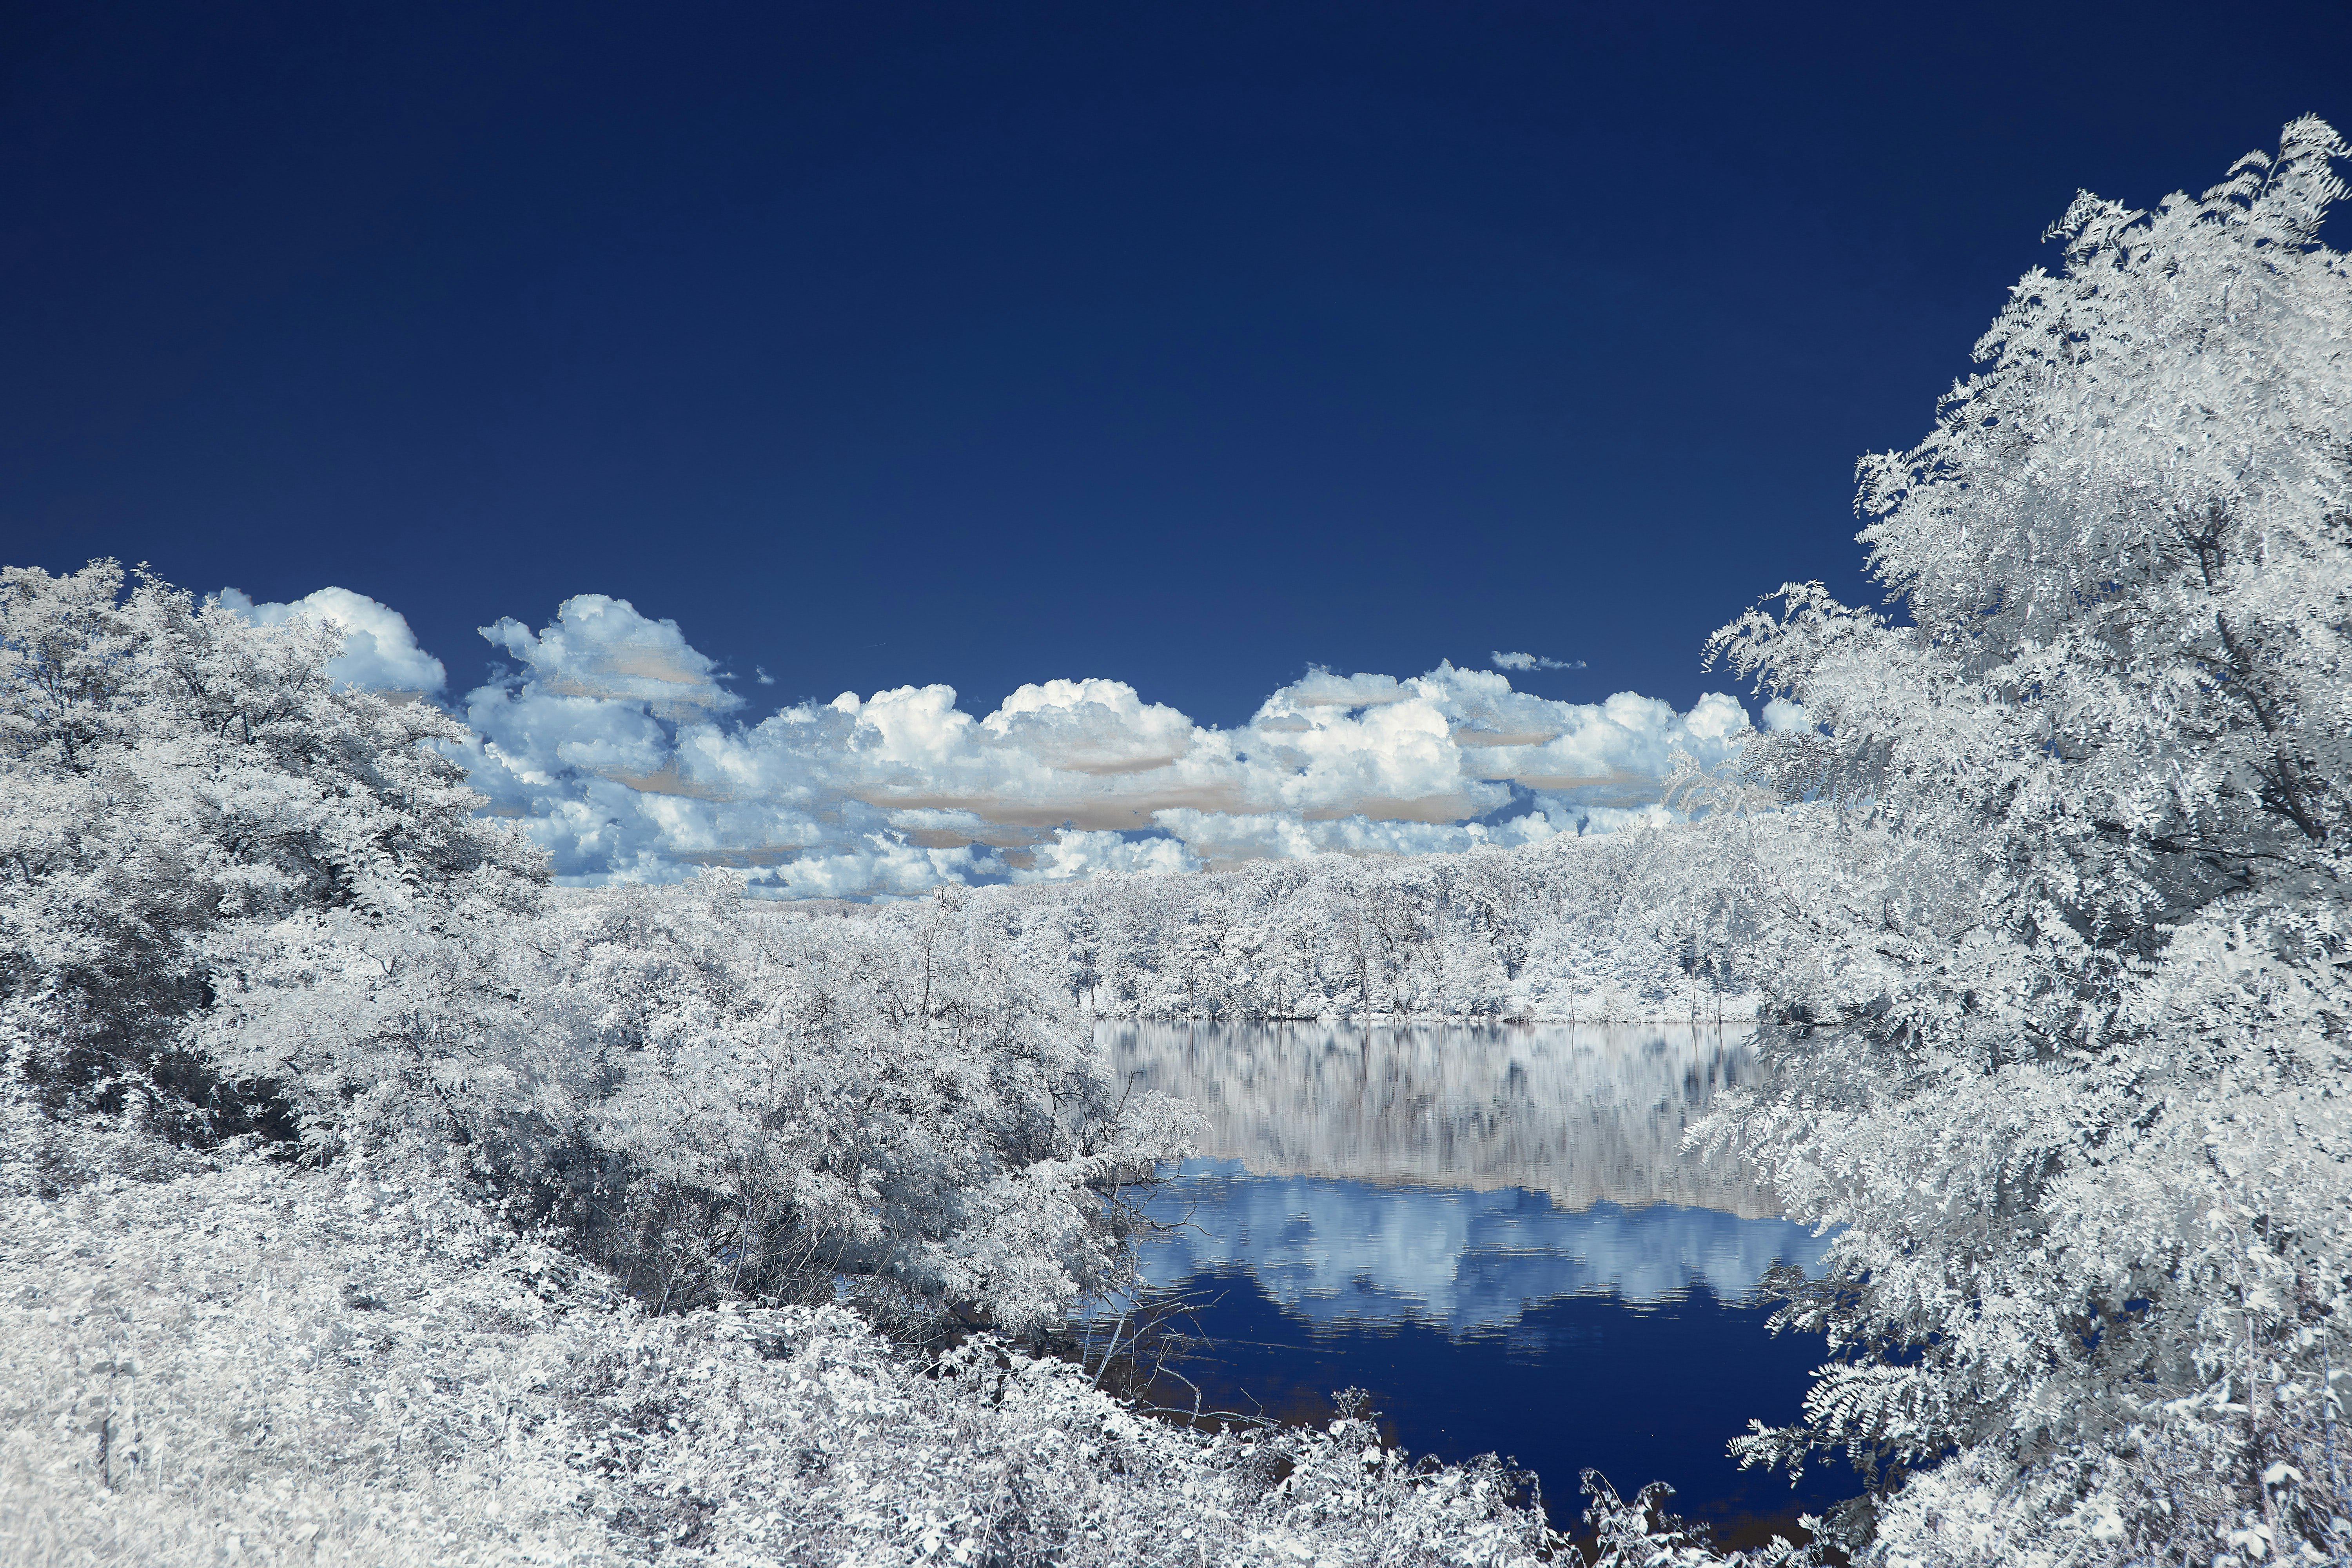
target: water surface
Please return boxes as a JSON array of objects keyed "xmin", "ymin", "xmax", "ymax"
[{"xmin": 1107, "ymin": 1022, "xmax": 1849, "ymax": 1543}]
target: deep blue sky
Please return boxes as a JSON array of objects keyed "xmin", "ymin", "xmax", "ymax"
[{"xmin": 6, "ymin": 2, "xmax": 2348, "ymax": 725}]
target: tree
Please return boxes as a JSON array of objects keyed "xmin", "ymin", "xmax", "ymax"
[
  {"xmin": 1699, "ymin": 118, "xmax": 2352, "ymax": 1558},
  {"xmin": 0, "ymin": 561, "xmax": 546, "ymax": 1143},
  {"xmin": 478, "ymin": 878, "xmax": 1202, "ymax": 1333}
]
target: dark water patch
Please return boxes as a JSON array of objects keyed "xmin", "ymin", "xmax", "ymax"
[{"xmin": 1121, "ymin": 1263, "xmax": 1851, "ymax": 1545}]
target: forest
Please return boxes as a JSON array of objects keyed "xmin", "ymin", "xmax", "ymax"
[{"xmin": 5, "ymin": 118, "xmax": 2349, "ymax": 1566}]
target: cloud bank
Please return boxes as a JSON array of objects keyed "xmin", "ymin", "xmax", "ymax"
[
  {"xmin": 437, "ymin": 594, "xmax": 1758, "ymax": 898},
  {"xmin": 218, "ymin": 588, "xmax": 1762, "ymax": 897}
]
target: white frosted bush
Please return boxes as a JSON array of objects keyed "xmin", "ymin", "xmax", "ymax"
[{"xmin": 1, "ymin": 1106, "xmax": 1559, "ymax": 1567}]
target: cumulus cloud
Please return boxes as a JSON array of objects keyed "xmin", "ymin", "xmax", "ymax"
[
  {"xmin": 1152, "ymin": 804, "xmax": 1576, "ymax": 871},
  {"xmin": 479, "ymin": 594, "xmax": 739, "ymax": 722},
  {"xmin": 1007, "ymin": 830, "xmax": 1202, "ymax": 883},
  {"xmin": 421, "ymin": 593, "xmax": 1768, "ymax": 897},
  {"xmin": 1490, "ymin": 650, "xmax": 1586, "ymax": 672},
  {"xmin": 219, "ymin": 586, "xmax": 447, "ymax": 694}
]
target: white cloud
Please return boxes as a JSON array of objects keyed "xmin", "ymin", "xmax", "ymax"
[
  {"xmin": 479, "ymin": 594, "xmax": 739, "ymax": 721},
  {"xmin": 419, "ymin": 594, "xmax": 1768, "ymax": 896},
  {"xmin": 1490, "ymin": 650, "xmax": 1586, "ymax": 672},
  {"xmin": 1762, "ymin": 697, "xmax": 1810, "ymax": 732},
  {"xmin": 983, "ymin": 679, "xmax": 1196, "ymax": 775},
  {"xmin": 219, "ymin": 586, "xmax": 447, "ymax": 694},
  {"xmin": 1150, "ymin": 804, "xmax": 1575, "ymax": 869},
  {"xmin": 1007, "ymin": 830, "xmax": 1201, "ymax": 883}
]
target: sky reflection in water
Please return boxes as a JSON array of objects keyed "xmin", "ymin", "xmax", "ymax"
[
  {"xmin": 1107, "ymin": 1023, "xmax": 1851, "ymax": 1543},
  {"xmin": 1143, "ymin": 1165, "xmax": 1831, "ymax": 1336}
]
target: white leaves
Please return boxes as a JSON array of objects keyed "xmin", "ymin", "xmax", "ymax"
[
  {"xmin": 0, "ymin": 560, "xmax": 547, "ymax": 1138},
  {"xmin": 444, "ymin": 879, "xmax": 1212, "ymax": 1331},
  {"xmin": 1688, "ymin": 118, "xmax": 2352, "ymax": 1568}
]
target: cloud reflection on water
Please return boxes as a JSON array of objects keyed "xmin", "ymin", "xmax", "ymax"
[{"xmin": 1141, "ymin": 1167, "xmax": 1829, "ymax": 1336}]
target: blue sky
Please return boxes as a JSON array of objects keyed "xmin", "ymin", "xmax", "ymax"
[{"xmin": 7, "ymin": 3, "xmax": 2348, "ymax": 889}]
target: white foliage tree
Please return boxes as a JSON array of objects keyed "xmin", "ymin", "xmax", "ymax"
[
  {"xmin": 518, "ymin": 880, "xmax": 1201, "ymax": 1334},
  {"xmin": 0, "ymin": 561, "xmax": 546, "ymax": 1143},
  {"xmin": 1695, "ymin": 117, "xmax": 2352, "ymax": 1561}
]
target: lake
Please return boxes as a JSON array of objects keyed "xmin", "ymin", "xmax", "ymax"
[{"xmin": 1100, "ymin": 1022, "xmax": 1850, "ymax": 1546}]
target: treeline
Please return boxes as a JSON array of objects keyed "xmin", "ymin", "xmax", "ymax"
[{"xmin": 831, "ymin": 826, "xmax": 1761, "ymax": 1026}]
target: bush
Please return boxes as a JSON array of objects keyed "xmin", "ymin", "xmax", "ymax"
[{"xmin": 1, "ymin": 1100, "xmax": 1559, "ymax": 1567}]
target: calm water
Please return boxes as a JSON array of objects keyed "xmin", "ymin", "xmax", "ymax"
[{"xmin": 1104, "ymin": 1022, "xmax": 1850, "ymax": 1543}]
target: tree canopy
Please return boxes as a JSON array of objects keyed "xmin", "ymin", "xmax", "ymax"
[{"xmin": 1696, "ymin": 114, "xmax": 2352, "ymax": 1562}]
